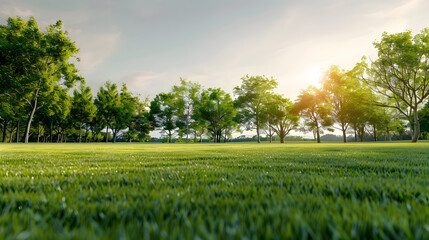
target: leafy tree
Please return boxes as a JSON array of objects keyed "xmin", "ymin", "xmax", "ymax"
[
  {"xmin": 266, "ymin": 94, "xmax": 299, "ymax": 143},
  {"xmin": 366, "ymin": 106, "xmax": 387, "ymax": 142},
  {"xmin": 39, "ymin": 86, "xmax": 72, "ymax": 142},
  {"xmin": 322, "ymin": 65, "xmax": 365, "ymax": 142},
  {"xmin": 378, "ymin": 108, "xmax": 403, "ymax": 141},
  {"xmin": 199, "ymin": 88, "xmax": 236, "ymax": 143},
  {"xmin": 95, "ymin": 81, "xmax": 121, "ymax": 142},
  {"xmin": 149, "ymin": 92, "xmax": 180, "ymax": 143},
  {"xmin": 127, "ymin": 99, "xmax": 153, "ymax": 142},
  {"xmin": 234, "ymin": 75, "xmax": 278, "ymax": 143},
  {"xmin": 71, "ymin": 85, "xmax": 96, "ymax": 143},
  {"xmin": 0, "ymin": 17, "xmax": 82, "ymax": 143},
  {"xmin": 171, "ymin": 79, "xmax": 201, "ymax": 143},
  {"xmin": 0, "ymin": 90, "xmax": 25, "ymax": 142},
  {"xmin": 293, "ymin": 86, "xmax": 333, "ymax": 143},
  {"xmin": 418, "ymin": 101, "xmax": 429, "ymax": 139},
  {"xmin": 110, "ymin": 84, "xmax": 139, "ymax": 142},
  {"xmin": 360, "ymin": 28, "xmax": 429, "ymax": 142},
  {"xmin": 88, "ymin": 115, "xmax": 105, "ymax": 142}
]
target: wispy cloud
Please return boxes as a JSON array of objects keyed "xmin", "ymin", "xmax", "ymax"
[
  {"xmin": 120, "ymin": 71, "xmax": 167, "ymax": 97},
  {"xmin": 366, "ymin": 0, "xmax": 421, "ymax": 19},
  {"xmin": 74, "ymin": 31, "xmax": 121, "ymax": 73},
  {"xmin": 0, "ymin": 6, "xmax": 33, "ymax": 19}
]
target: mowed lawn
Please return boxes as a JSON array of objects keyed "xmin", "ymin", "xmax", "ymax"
[{"xmin": 0, "ymin": 142, "xmax": 428, "ymax": 239}]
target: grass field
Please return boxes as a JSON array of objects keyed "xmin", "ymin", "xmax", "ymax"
[{"xmin": 0, "ymin": 142, "xmax": 428, "ymax": 239}]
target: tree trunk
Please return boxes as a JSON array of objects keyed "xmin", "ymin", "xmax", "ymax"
[
  {"xmin": 354, "ymin": 129, "xmax": 357, "ymax": 142},
  {"xmin": 9, "ymin": 128, "xmax": 13, "ymax": 143},
  {"xmin": 57, "ymin": 127, "xmax": 61, "ymax": 143},
  {"xmin": 90, "ymin": 128, "xmax": 94, "ymax": 143},
  {"xmin": 280, "ymin": 134, "xmax": 285, "ymax": 143},
  {"xmin": 341, "ymin": 122, "xmax": 347, "ymax": 143},
  {"xmin": 37, "ymin": 122, "xmax": 40, "ymax": 143},
  {"xmin": 342, "ymin": 129, "xmax": 347, "ymax": 143},
  {"xmin": 186, "ymin": 122, "xmax": 189, "ymax": 143},
  {"xmin": 24, "ymin": 92, "xmax": 40, "ymax": 143},
  {"xmin": 105, "ymin": 126, "xmax": 109, "ymax": 143},
  {"xmin": 84, "ymin": 127, "xmax": 89, "ymax": 143},
  {"xmin": 16, "ymin": 120, "xmax": 20, "ymax": 143},
  {"xmin": 387, "ymin": 126, "xmax": 391, "ymax": 141},
  {"xmin": 316, "ymin": 124, "xmax": 321, "ymax": 143},
  {"xmin": 79, "ymin": 121, "xmax": 82, "ymax": 143},
  {"xmin": 218, "ymin": 129, "xmax": 221, "ymax": 143},
  {"xmin": 412, "ymin": 108, "xmax": 420, "ymax": 143},
  {"xmin": 256, "ymin": 125, "xmax": 261, "ymax": 143},
  {"xmin": 2, "ymin": 119, "xmax": 7, "ymax": 142},
  {"xmin": 50, "ymin": 121, "xmax": 53, "ymax": 143},
  {"xmin": 373, "ymin": 127, "xmax": 377, "ymax": 142}
]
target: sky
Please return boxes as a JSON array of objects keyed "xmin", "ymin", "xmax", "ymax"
[{"xmin": 1, "ymin": 0, "xmax": 429, "ymax": 137}]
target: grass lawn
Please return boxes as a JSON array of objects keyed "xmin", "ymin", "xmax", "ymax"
[{"xmin": 0, "ymin": 142, "xmax": 428, "ymax": 239}]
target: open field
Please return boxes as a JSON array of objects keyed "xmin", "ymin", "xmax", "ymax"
[{"xmin": 0, "ymin": 142, "xmax": 428, "ymax": 239}]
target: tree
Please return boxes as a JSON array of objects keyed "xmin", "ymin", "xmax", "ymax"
[
  {"xmin": 0, "ymin": 90, "xmax": 25, "ymax": 142},
  {"xmin": 88, "ymin": 115, "xmax": 104, "ymax": 142},
  {"xmin": 266, "ymin": 94, "xmax": 299, "ymax": 143},
  {"xmin": 199, "ymin": 88, "xmax": 236, "ymax": 143},
  {"xmin": 94, "ymin": 81, "xmax": 121, "ymax": 142},
  {"xmin": 171, "ymin": 79, "xmax": 201, "ymax": 143},
  {"xmin": 38, "ymin": 86, "xmax": 72, "ymax": 142},
  {"xmin": 366, "ymin": 105, "xmax": 387, "ymax": 142},
  {"xmin": 293, "ymin": 86, "xmax": 333, "ymax": 143},
  {"xmin": 149, "ymin": 92, "xmax": 180, "ymax": 143},
  {"xmin": 127, "ymin": 99, "xmax": 153, "ymax": 142},
  {"xmin": 234, "ymin": 75, "xmax": 278, "ymax": 143},
  {"xmin": 322, "ymin": 66, "xmax": 363, "ymax": 142},
  {"xmin": 110, "ymin": 84, "xmax": 139, "ymax": 142},
  {"xmin": 0, "ymin": 17, "xmax": 83, "ymax": 143},
  {"xmin": 360, "ymin": 28, "xmax": 429, "ymax": 142},
  {"xmin": 71, "ymin": 85, "xmax": 96, "ymax": 143},
  {"xmin": 419, "ymin": 101, "xmax": 429, "ymax": 139},
  {"xmin": 346, "ymin": 88, "xmax": 372, "ymax": 142}
]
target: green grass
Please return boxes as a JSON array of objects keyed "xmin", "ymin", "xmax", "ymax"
[{"xmin": 0, "ymin": 142, "xmax": 428, "ymax": 239}]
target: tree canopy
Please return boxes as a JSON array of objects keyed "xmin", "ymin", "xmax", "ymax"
[
  {"xmin": 360, "ymin": 28, "xmax": 429, "ymax": 142},
  {"xmin": 1, "ymin": 16, "xmax": 427, "ymax": 143}
]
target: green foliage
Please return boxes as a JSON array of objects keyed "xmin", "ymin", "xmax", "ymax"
[
  {"xmin": 149, "ymin": 92, "xmax": 180, "ymax": 143},
  {"xmin": 234, "ymin": 75, "xmax": 278, "ymax": 143},
  {"xmin": 362, "ymin": 28, "xmax": 429, "ymax": 142},
  {"xmin": 265, "ymin": 94, "xmax": 299, "ymax": 143},
  {"xmin": 322, "ymin": 65, "xmax": 368, "ymax": 142},
  {"xmin": 0, "ymin": 143, "xmax": 428, "ymax": 239},
  {"xmin": 198, "ymin": 88, "xmax": 237, "ymax": 142},
  {"xmin": 94, "ymin": 81, "xmax": 121, "ymax": 142},
  {"xmin": 127, "ymin": 98, "xmax": 153, "ymax": 142},
  {"xmin": 418, "ymin": 102, "xmax": 429, "ymax": 139},
  {"xmin": 293, "ymin": 86, "xmax": 333, "ymax": 143},
  {"xmin": 0, "ymin": 16, "xmax": 82, "ymax": 143},
  {"xmin": 71, "ymin": 85, "xmax": 96, "ymax": 143},
  {"xmin": 171, "ymin": 78, "xmax": 201, "ymax": 143}
]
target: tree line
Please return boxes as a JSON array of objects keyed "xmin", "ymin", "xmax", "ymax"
[{"xmin": 1, "ymin": 17, "xmax": 429, "ymax": 143}]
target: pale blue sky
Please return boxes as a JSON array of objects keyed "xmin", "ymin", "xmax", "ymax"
[{"xmin": 1, "ymin": 0, "xmax": 429, "ymax": 101}]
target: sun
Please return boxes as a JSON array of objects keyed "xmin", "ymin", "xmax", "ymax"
[{"xmin": 305, "ymin": 65, "xmax": 325, "ymax": 86}]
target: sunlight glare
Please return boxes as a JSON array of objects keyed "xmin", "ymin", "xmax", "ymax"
[{"xmin": 305, "ymin": 65, "xmax": 325, "ymax": 86}]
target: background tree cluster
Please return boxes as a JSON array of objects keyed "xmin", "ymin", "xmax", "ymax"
[
  {"xmin": 149, "ymin": 76, "xmax": 298, "ymax": 143},
  {"xmin": 1, "ymin": 17, "xmax": 429, "ymax": 143}
]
